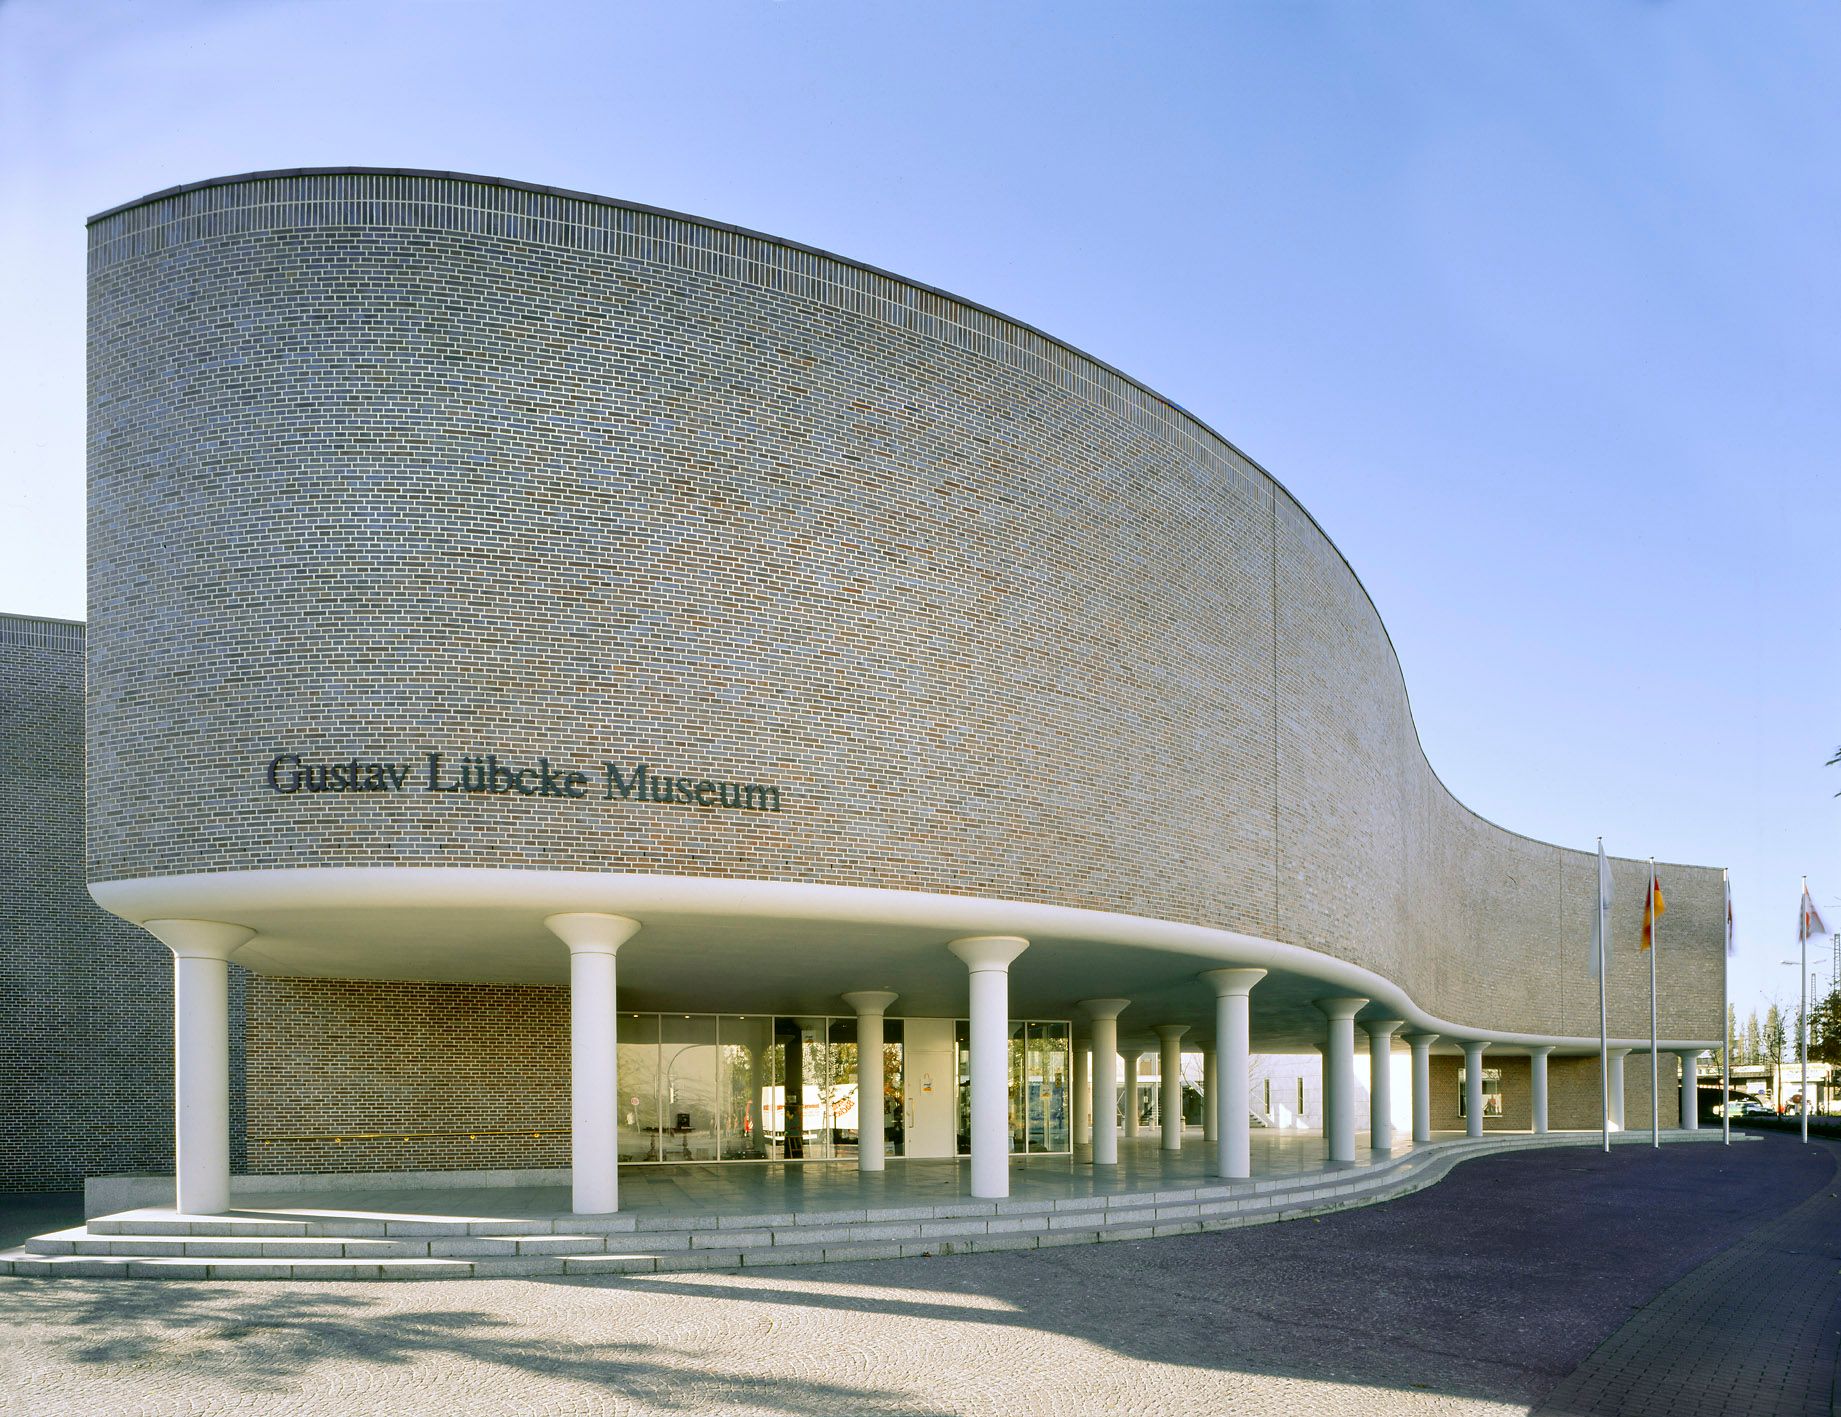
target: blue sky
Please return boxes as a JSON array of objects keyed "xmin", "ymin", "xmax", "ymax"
[{"xmin": 2, "ymin": 1, "xmax": 1835, "ymax": 1029}]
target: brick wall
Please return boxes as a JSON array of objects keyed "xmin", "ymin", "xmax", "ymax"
[
  {"xmin": 85, "ymin": 170, "xmax": 1726, "ymax": 1047},
  {"xmin": 245, "ymin": 977, "xmax": 568, "ymax": 1174},
  {"xmin": 0, "ymin": 613, "xmax": 247, "ymax": 1188},
  {"xmin": 1549, "ymin": 1053, "xmax": 1680, "ymax": 1132},
  {"xmin": 1429, "ymin": 1054, "xmax": 1533, "ymax": 1131}
]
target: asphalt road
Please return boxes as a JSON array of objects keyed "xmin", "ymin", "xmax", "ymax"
[{"xmin": 0, "ymin": 1137, "xmax": 1830, "ymax": 1416}]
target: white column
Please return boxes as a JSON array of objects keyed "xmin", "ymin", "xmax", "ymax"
[
  {"xmin": 1202, "ymin": 1048, "xmax": 1219, "ymax": 1146},
  {"xmin": 1675, "ymin": 1050, "xmax": 1702, "ymax": 1130},
  {"xmin": 1364, "ymin": 1019, "xmax": 1403, "ymax": 1151},
  {"xmin": 949, "ymin": 936, "xmax": 1029, "ymax": 1199},
  {"xmin": 1081, "ymin": 1000, "xmax": 1129, "ymax": 1166},
  {"xmin": 1072, "ymin": 1038, "xmax": 1091, "ymax": 1148},
  {"xmin": 144, "ymin": 919, "xmax": 253, "ymax": 1216},
  {"xmin": 1607, "ymin": 1047, "xmax": 1629, "ymax": 1131},
  {"xmin": 545, "ymin": 912, "xmax": 641, "ymax": 1215},
  {"xmin": 1315, "ymin": 997, "xmax": 1368, "ymax": 1164},
  {"xmin": 1461, "ymin": 1041, "xmax": 1489, "ymax": 1138},
  {"xmin": 1528, "ymin": 1046, "xmax": 1554, "ymax": 1134},
  {"xmin": 1403, "ymin": 1031, "xmax": 1438, "ymax": 1143},
  {"xmin": 1203, "ymin": 968, "xmax": 1265, "ymax": 1179},
  {"xmin": 1154, "ymin": 1026, "xmax": 1188, "ymax": 1151},
  {"xmin": 842, "ymin": 991, "xmax": 899, "ymax": 1171},
  {"xmin": 1122, "ymin": 1050, "xmax": 1143, "ymax": 1138}
]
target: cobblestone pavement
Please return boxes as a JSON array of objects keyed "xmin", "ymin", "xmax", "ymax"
[
  {"xmin": 1536, "ymin": 1138, "xmax": 1841, "ymax": 1416},
  {"xmin": 0, "ymin": 1139, "xmax": 1828, "ymax": 1417}
]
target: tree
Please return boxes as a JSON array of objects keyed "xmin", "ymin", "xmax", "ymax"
[
  {"xmin": 1813, "ymin": 989, "xmax": 1841, "ymax": 1068},
  {"xmin": 1744, "ymin": 1010, "xmax": 1761, "ymax": 1066},
  {"xmin": 1765, "ymin": 1004, "xmax": 1786, "ymax": 1065}
]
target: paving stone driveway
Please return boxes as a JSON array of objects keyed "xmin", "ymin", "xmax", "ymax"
[{"xmin": 0, "ymin": 1137, "xmax": 1829, "ymax": 1417}]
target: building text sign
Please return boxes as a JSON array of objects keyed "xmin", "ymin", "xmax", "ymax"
[{"xmin": 264, "ymin": 753, "xmax": 784, "ymax": 813}]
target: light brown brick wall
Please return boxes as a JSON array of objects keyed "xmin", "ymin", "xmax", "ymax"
[
  {"xmin": 1549, "ymin": 1053, "xmax": 1681, "ymax": 1132},
  {"xmin": 87, "ymin": 170, "xmax": 1726, "ymax": 1046},
  {"xmin": 1429, "ymin": 1055, "xmax": 1532, "ymax": 1131},
  {"xmin": 245, "ymin": 976, "xmax": 568, "ymax": 1174}
]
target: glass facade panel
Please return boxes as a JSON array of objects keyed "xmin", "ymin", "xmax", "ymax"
[
  {"xmin": 717, "ymin": 1015, "xmax": 773, "ymax": 1161},
  {"xmin": 882, "ymin": 1019, "xmax": 905, "ymax": 1160},
  {"xmin": 1029, "ymin": 1021, "xmax": 1071, "ymax": 1152},
  {"xmin": 952, "ymin": 1018, "xmax": 1072, "ymax": 1156},
  {"xmin": 658, "ymin": 1015, "xmax": 718, "ymax": 1161},
  {"xmin": 826, "ymin": 1017, "xmax": 860, "ymax": 1161},
  {"xmin": 617, "ymin": 1013, "xmax": 661, "ymax": 1162},
  {"xmin": 602, "ymin": 1011, "xmax": 1061, "ymax": 1163}
]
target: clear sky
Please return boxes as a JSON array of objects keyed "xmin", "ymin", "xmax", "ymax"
[{"xmin": 3, "ymin": 1, "xmax": 1835, "ymax": 1033}]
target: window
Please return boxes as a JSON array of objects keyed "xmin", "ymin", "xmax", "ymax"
[{"xmin": 1458, "ymin": 1067, "xmax": 1504, "ymax": 1118}]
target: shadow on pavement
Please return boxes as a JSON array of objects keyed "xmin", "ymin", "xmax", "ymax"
[{"xmin": 0, "ymin": 1139, "xmax": 1830, "ymax": 1414}]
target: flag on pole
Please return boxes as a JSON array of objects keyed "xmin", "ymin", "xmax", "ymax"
[
  {"xmin": 1799, "ymin": 884, "xmax": 1827, "ymax": 944},
  {"xmin": 1725, "ymin": 872, "xmax": 1736, "ymax": 955},
  {"xmin": 1589, "ymin": 840, "xmax": 1614, "ymax": 976},
  {"xmin": 1640, "ymin": 868, "xmax": 1666, "ymax": 951}
]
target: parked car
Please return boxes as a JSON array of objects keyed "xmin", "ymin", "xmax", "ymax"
[{"xmin": 1718, "ymin": 1098, "xmax": 1772, "ymax": 1119}]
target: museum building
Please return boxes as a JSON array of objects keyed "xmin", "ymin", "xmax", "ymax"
[{"xmin": 9, "ymin": 168, "xmax": 1726, "ymax": 1220}]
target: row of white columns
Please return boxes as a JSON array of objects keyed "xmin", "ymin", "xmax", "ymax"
[{"xmin": 148, "ymin": 912, "xmax": 1706, "ymax": 1217}]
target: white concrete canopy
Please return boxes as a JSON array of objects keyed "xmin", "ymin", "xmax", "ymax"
[{"xmin": 89, "ymin": 872, "xmax": 1718, "ymax": 1060}]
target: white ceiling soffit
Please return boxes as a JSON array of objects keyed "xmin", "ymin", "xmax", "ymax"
[{"xmin": 90, "ymin": 869, "xmax": 1718, "ymax": 1056}]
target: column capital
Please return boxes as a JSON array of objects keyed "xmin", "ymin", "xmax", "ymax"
[
  {"xmin": 1201, "ymin": 967, "xmax": 1267, "ymax": 998},
  {"xmin": 841, "ymin": 990, "xmax": 899, "ymax": 1016},
  {"xmin": 1673, "ymin": 1046, "xmax": 1706, "ymax": 1060},
  {"xmin": 1526, "ymin": 1044, "xmax": 1557, "ymax": 1058},
  {"xmin": 545, "ymin": 912, "xmax": 640, "ymax": 956},
  {"xmin": 1458, "ymin": 1039, "xmax": 1490, "ymax": 1057},
  {"xmin": 1153, "ymin": 1024, "xmax": 1190, "ymax": 1042},
  {"xmin": 1362, "ymin": 1018, "xmax": 1405, "ymax": 1042},
  {"xmin": 948, "ymin": 935, "xmax": 1029, "ymax": 972},
  {"xmin": 1314, "ymin": 996, "xmax": 1369, "ymax": 1023},
  {"xmin": 1606, "ymin": 1046, "xmax": 1633, "ymax": 1059},
  {"xmin": 1401, "ymin": 1030, "xmax": 1439, "ymax": 1049},
  {"xmin": 1080, "ymin": 997, "xmax": 1131, "ymax": 1021},
  {"xmin": 143, "ymin": 919, "xmax": 254, "ymax": 961}
]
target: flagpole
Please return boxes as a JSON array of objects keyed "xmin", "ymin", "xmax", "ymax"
[
  {"xmin": 1802, "ymin": 875, "xmax": 1810, "ymax": 1146},
  {"xmin": 1650, "ymin": 857, "xmax": 1660, "ymax": 1149},
  {"xmin": 1722, "ymin": 869, "xmax": 1731, "ymax": 1146},
  {"xmin": 1599, "ymin": 837, "xmax": 1610, "ymax": 1155}
]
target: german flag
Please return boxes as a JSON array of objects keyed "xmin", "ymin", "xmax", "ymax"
[{"xmin": 1640, "ymin": 869, "xmax": 1666, "ymax": 951}]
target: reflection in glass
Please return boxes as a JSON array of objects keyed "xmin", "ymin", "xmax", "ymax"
[
  {"xmin": 718, "ymin": 1016, "xmax": 772, "ymax": 1160},
  {"xmin": 659, "ymin": 1015, "xmax": 718, "ymax": 1161},
  {"xmin": 617, "ymin": 1013, "xmax": 661, "ymax": 1162},
  {"xmin": 1009, "ymin": 1021, "xmax": 1027, "ymax": 1153},
  {"xmin": 1030, "ymin": 1021, "xmax": 1071, "ymax": 1152},
  {"xmin": 827, "ymin": 1017, "xmax": 859, "ymax": 1161},
  {"xmin": 882, "ymin": 1020, "xmax": 905, "ymax": 1159}
]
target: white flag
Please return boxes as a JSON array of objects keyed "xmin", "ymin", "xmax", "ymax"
[{"xmin": 1589, "ymin": 840, "xmax": 1614, "ymax": 977}]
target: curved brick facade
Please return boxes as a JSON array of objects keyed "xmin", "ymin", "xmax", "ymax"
[{"xmin": 86, "ymin": 170, "xmax": 1723, "ymax": 1041}]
